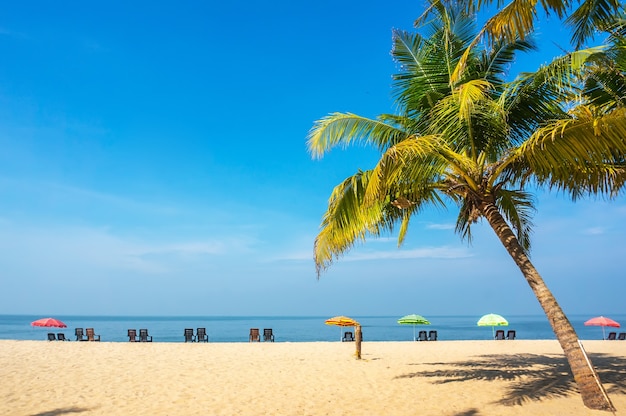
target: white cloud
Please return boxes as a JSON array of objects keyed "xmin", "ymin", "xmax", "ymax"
[
  {"xmin": 426, "ymin": 222, "xmax": 455, "ymax": 230},
  {"xmin": 344, "ymin": 246, "xmax": 472, "ymax": 261},
  {"xmin": 582, "ymin": 227, "xmax": 605, "ymax": 235}
]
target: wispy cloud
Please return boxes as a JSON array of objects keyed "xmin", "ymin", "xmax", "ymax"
[
  {"xmin": 582, "ymin": 227, "xmax": 605, "ymax": 235},
  {"xmin": 272, "ymin": 245, "xmax": 472, "ymax": 263},
  {"xmin": 344, "ymin": 246, "xmax": 471, "ymax": 261},
  {"xmin": 426, "ymin": 222, "xmax": 455, "ymax": 230}
]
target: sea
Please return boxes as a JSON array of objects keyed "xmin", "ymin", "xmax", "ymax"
[{"xmin": 2, "ymin": 314, "xmax": 625, "ymax": 343}]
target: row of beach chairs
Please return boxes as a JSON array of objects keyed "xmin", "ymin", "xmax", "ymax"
[
  {"xmin": 495, "ymin": 330, "xmax": 516, "ymax": 340},
  {"xmin": 47, "ymin": 328, "xmax": 101, "ymax": 341},
  {"xmin": 606, "ymin": 332, "xmax": 626, "ymax": 340}
]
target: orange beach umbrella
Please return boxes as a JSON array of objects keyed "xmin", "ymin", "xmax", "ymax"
[{"xmin": 325, "ymin": 316, "xmax": 359, "ymax": 341}]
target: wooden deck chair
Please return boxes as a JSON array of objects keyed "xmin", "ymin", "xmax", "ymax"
[
  {"xmin": 75, "ymin": 328, "xmax": 87, "ymax": 341},
  {"xmin": 249, "ymin": 328, "xmax": 260, "ymax": 342},
  {"xmin": 196, "ymin": 328, "xmax": 208, "ymax": 342},
  {"xmin": 139, "ymin": 329, "xmax": 153, "ymax": 342},
  {"xmin": 128, "ymin": 329, "xmax": 139, "ymax": 342},
  {"xmin": 184, "ymin": 328, "xmax": 195, "ymax": 342},
  {"xmin": 263, "ymin": 328, "xmax": 274, "ymax": 342},
  {"xmin": 85, "ymin": 328, "xmax": 101, "ymax": 341}
]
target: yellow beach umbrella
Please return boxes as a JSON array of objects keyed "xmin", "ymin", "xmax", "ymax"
[{"xmin": 325, "ymin": 316, "xmax": 359, "ymax": 341}]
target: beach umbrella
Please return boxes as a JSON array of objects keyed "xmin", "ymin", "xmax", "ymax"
[
  {"xmin": 397, "ymin": 314, "xmax": 431, "ymax": 341},
  {"xmin": 584, "ymin": 316, "xmax": 620, "ymax": 340},
  {"xmin": 325, "ymin": 316, "xmax": 359, "ymax": 341},
  {"xmin": 31, "ymin": 317, "xmax": 67, "ymax": 340},
  {"xmin": 477, "ymin": 313, "xmax": 508, "ymax": 338},
  {"xmin": 31, "ymin": 317, "xmax": 67, "ymax": 328}
]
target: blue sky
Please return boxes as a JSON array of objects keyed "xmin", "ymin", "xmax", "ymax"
[{"xmin": 0, "ymin": 1, "xmax": 624, "ymax": 318}]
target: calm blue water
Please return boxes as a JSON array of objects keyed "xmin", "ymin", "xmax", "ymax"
[{"xmin": 1, "ymin": 314, "xmax": 624, "ymax": 343}]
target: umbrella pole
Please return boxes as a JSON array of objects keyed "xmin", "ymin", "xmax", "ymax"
[
  {"xmin": 602, "ymin": 326, "xmax": 606, "ymax": 340},
  {"xmin": 413, "ymin": 325, "xmax": 416, "ymax": 341}
]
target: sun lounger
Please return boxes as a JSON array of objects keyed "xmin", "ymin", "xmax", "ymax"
[
  {"xmin": 85, "ymin": 328, "xmax": 101, "ymax": 341},
  {"xmin": 184, "ymin": 328, "xmax": 195, "ymax": 342},
  {"xmin": 57, "ymin": 333, "xmax": 70, "ymax": 341},
  {"xmin": 263, "ymin": 328, "xmax": 274, "ymax": 342},
  {"xmin": 342, "ymin": 331, "xmax": 355, "ymax": 342},
  {"xmin": 139, "ymin": 329, "xmax": 152, "ymax": 342},
  {"xmin": 417, "ymin": 330, "xmax": 428, "ymax": 341},
  {"xmin": 128, "ymin": 329, "xmax": 139, "ymax": 342},
  {"xmin": 618, "ymin": 333, "xmax": 626, "ymax": 340},
  {"xmin": 249, "ymin": 328, "xmax": 260, "ymax": 342},
  {"xmin": 607, "ymin": 332, "xmax": 617, "ymax": 340},
  {"xmin": 75, "ymin": 328, "xmax": 87, "ymax": 341},
  {"xmin": 197, "ymin": 328, "xmax": 208, "ymax": 342},
  {"xmin": 428, "ymin": 330, "xmax": 438, "ymax": 341},
  {"xmin": 47, "ymin": 333, "xmax": 56, "ymax": 341},
  {"xmin": 506, "ymin": 330, "xmax": 516, "ymax": 340},
  {"xmin": 495, "ymin": 329, "xmax": 505, "ymax": 340}
]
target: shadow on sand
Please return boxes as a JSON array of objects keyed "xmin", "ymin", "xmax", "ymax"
[
  {"xmin": 30, "ymin": 407, "xmax": 92, "ymax": 416},
  {"xmin": 396, "ymin": 352, "xmax": 626, "ymax": 406}
]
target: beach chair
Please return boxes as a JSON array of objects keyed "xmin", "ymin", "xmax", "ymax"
[
  {"xmin": 417, "ymin": 330, "xmax": 428, "ymax": 341},
  {"xmin": 139, "ymin": 329, "xmax": 153, "ymax": 342},
  {"xmin": 618, "ymin": 333, "xmax": 626, "ymax": 340},
  {"xmin": 184, "ymin": 328, "xmax": 196, "ymax": 342},
  {"xmin": 607, "ymin": 332, "xmax": 617, "ymax": 340},
  {"xmin": 249, "ymin": 328, "xmax": 260, "ymax": 342},
  {"xmin": 342, "ymin": 331, "xmax": 355, "ymax": 342},
  {"xmin": 75, "ymin": 328, "xmax": 87, "ymax": 341},
  {"xmin": 495, "ymin": 330, "xmax": 505, "ymax": 340},
  {"xmin": 47, "ymin": 333, "xmax": 57, "ymax": 341},
  {"xmin": 428, "ymin": 330, "xmax": 438, "ymax": 341},
  {"xmin": 263, "ymin": 328, "xmax": 274, "ymax": 342},
  {"xmin": 197, "ymin": 328, "xmax": 208, "ymax": 342},
  {"xmin": 57, "ymin": 333, "xmax": 70, "ymax": 341},
  {"xmin": 128, "ymin": 329, "xmax": 139, "ymax": 342},
  {"xmin": 85, "ymin": 328, "xmax": 101, "ymax": 342},
  {"xmin": 506, "ymin": 330, "xmax": 516, "ymax": 340}
]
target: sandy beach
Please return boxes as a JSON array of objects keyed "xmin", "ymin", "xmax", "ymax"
[{"xmin": 1, "ymin": 339, "xmax": 625, "ymax": 416}]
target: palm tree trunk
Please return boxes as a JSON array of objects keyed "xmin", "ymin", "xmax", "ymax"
[{"xmin": 479, "ymin": 200, "xmax": 615, "ymax": 412}]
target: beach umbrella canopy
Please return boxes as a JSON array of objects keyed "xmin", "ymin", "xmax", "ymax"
[
  {"xmin": 31, "ymin": 317, "xmax": 67, "ymax": 328},
  {"xmin": 397, "ymin": 314, "xmax": 431, "ymax": 341},
  {"xmin": 325, "ymin": 316, "xmax": 359, "ymax": 341},
  {"xmin": 584, "ymin": 316, "xmax": 620, "ymax": 340},
  {"xmin": 477, "ymin": 313, "xmax": 508, "ymax": 338}
]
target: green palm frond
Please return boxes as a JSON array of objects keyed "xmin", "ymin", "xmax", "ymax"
[
  {"xmin": 565, "ymin": 0, "xmax": 622, "ymax": 48},
  {"xmin": 495, "ymin": 189, "xmax": 535, "ymax": 252},
  {"xmin": 514, "ymin": 107, "xmax": 626, "ymax": 198},
  {"xmin": 314, "ymin": 170, "xmax": 387, "ymax": 274},
  {"xmin": 307, "ymin": 113, "xmax": 407, "ymax": 158}
]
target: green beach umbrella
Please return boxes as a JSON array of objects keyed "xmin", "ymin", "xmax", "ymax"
[
  {"xmin": 477, "ymin": 313, "xmax": 508, "ymax": 338},
  {"xmin": 397, "ymin": 314, "xmax": 431, "ymax": 341}
]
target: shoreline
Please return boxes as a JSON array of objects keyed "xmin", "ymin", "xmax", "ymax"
[{"xmin": 1, "ymin": 340, "xmax": 625, "ymax": 415}]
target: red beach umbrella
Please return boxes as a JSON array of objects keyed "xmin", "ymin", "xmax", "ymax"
[
  {"xmin": 31, "ymin": 317, "xmax": 67, "ymax": 328},
  {"xmin": 584, "ymin": 316, "xmax": 620, "ymax": 340}
]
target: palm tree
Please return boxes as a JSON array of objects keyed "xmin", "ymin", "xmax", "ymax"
[
  {"xmin": 307, "ymin": 5, "xmax": 626, "ymax": 412},
  {"xmin": 419, "ymin": 0, "xmax": 624, "ymax": 82}
]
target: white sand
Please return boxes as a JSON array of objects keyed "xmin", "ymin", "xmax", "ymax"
[{"xmin": 0, "ymin": 340, "xmax": 624, "ymax": 415}]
